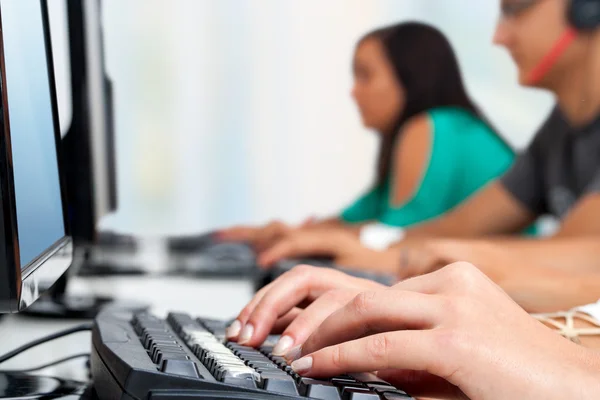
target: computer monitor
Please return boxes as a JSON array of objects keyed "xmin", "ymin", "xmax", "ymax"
[
  {"xmin": 59, "ymin": 0, "xmax": 117, "ymax": 244},
  {"xmin": 0, "ymin": 0, "xmax": 73, "ymax": 313},
  {"xmin": 20, "ymin": 0, "xmax": 147, "ymax": 319}
]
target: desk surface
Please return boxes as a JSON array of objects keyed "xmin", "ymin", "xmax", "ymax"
[{"xmin": 0, "ymin": 275, "xmax": 255, "ymax": 383}]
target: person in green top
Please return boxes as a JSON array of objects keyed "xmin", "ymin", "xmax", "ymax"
[
  {"xmin": 341, "ymin": 106, "xmax": 514, "ymax": 228},
  {"xmin": 220, "ymin": 22, "xmax": 516, "ymax": 258}
]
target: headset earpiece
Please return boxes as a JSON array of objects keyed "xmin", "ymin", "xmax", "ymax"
[{"xmin": 569, "ymin": 0, "xmax": 600, "ymax": 31}]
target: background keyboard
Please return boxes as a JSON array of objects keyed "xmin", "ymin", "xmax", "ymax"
[{"xmin": 92, "ymin": 309, "xmax": 415, "ymax": 400}]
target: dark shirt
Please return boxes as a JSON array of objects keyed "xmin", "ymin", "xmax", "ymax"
[{"xmin": 501, "ymin": 107, "xmax": 600, "ymax": 218}]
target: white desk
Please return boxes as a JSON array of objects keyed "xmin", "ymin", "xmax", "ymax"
[{"xmin": 0, "ymin": 275, "xmax": 255, "ymax": 382}]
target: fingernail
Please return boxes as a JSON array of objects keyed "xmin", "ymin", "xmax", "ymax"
[
  {"xmin": 291, "ymin": 356, "xmax": 313, "ymax": 374},
  {"xmin": 273, "ymin": 336, "xmax": 294, "ymax": 356},
  {"xmin": 285, "ymin": 345, "xmax": 303, "ymax": 362},
  {"xmin": 239, "ymin": 323, "xmax": 254, "ymax": 344},
  {"xmin": 226, "ymin": 320, "xmax": 242, "ymax": 339}
]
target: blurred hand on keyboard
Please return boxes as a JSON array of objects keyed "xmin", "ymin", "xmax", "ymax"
[
  {"xmin": 256, "ymin": 229, "xmax": 401, "ymax": 272},
  {"xmin": 289, "ymin": 262, "xmax": 600, "ymax": 400},
  {"xmin": 218, "ymin": 221, "xmax": 296, "ymax": 252},
  {"xmin": 226, "ymin": 265, "xmax": 385, "ymax": 355}
]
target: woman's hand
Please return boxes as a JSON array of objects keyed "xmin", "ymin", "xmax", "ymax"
[
  {"xmin": 218, "ymin": 220, "xmax": 295, "ymax": 252},
  {"xmin": 257, "ymin": 229, "xmax": 401, "ymax": 273},
  {"xmin": 226, "ymin": 265, "xmax": 386, "ymax": 357},
  {"xmin": 291, "ymin": 263, "xmax": 600, "ymax": 400}
]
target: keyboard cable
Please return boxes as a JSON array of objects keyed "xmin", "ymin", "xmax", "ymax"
[
  {"xmin": 0, "ymin": 323, "xmax": 93, "ymax": 367},
  {"xmin": 0, "ymin": 352, "xmax": 90, "ymax": 374}
]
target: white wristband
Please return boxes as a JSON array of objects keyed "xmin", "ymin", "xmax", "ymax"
[
  {"xmin": 359, "ymin": 223, "xmax": 405, "ymax": 251},
  {"xmin": 577, "ymin": 299, "xmax": 600, "ymax": 321}
]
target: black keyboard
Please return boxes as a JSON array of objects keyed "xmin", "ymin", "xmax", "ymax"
[
  {"xmin": 171, "ymin": 241, "xmax": 259, "ymax": 278},
  {"xmin": 91, "ymin": 309, "xmax": 415, "ymax": 400}
]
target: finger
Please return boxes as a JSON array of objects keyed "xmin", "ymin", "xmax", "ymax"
[
  {"xmin": 300, "ymin": 216, "xmax": 317, "ymax": 228},
  {"xmin": 217, "ymin": 226, "xmax": 257, "ymax": 242},
  {"xmin": 238, "ymin": 266, "xmax": 363, "ymax": 347},
  {"xmin": 258, "ymin": 234, "xmax": 337, "ymax": 267},
  {"xmin": 255, "ymin": 222, "xmax": 289, "ymax": 252},
  {"xmin": 271, "ymin": 308, "xmax": 303, "ymax": 334},
  {"xmin": 292, "ymin": 330, "xmax": 444, "ymax": 380},
  {"xmin": 376, "ymin": 369, "xmax": 467, "ymax": 400},
  {"xmin": 232, "ymin": 265, "xmax": 383, "ymax": 340},
  {"xmin": 301, "ymin": 289, "xmax": 441, "ymax": 356},
  {"xmin": 272, "ymin": 289, "xmax": 360, "ymax": 357},
  {"xmin": 227, "ymin": 281, "xmax": 276, "ymax": 339}
]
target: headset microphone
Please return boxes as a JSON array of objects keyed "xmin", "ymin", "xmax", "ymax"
[
  {"xmin": 525, "ymin": 28, "xmax": 577, "ymax": 86},
  {"xmin": 526, "ymin": 0, "xmax": 600, "ymax": 85}
]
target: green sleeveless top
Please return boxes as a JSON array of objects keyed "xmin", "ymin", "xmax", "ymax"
[{"xmin": 341, "ymin": 107, "xmax": 516, "ymax": 228}]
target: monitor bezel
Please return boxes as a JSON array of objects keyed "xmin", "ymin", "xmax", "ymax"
[
  {"xmin": 0, "ymin": 0, "xmax": 73, "ymax": 313},
  {"xmin": 61, "ymin": 0, "xmax": 117, "ymax": 244}
]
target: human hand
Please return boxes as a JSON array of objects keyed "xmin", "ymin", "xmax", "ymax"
[
  {"xmin": 257, "ymin": 229, "xmax": 401, "ymax": 273},
  {"xmin": 226, "ymin": 265, "xmax": 385, "ymax": 357},
  {"xmin": 291, "ymin": 263, "xmax": 600, "ymax": 400},
  {"xmin": 217, "ymin": 220, "xmax": 296, "ymax": 252}
]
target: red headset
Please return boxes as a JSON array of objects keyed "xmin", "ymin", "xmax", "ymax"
[{"xmin": 526, "ymin": 0, "xmax": 600, "ymax": 85}]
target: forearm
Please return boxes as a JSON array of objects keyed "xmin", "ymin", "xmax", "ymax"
[
  {"xmin": 476, "ymin": 237, "xmax": 600, "ymax": 273},
  {"xmin": 500, "ymin": 266, "xmax": 600, "ymax": 312},
  {"xmin": 421, "ymin": 239, "xmax": 600, "ymax": 311},
  {"xmin": 396, "ymin": 183, "xmax": 536, "ymax": 243}
]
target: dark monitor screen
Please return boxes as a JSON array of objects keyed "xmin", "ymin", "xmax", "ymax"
[
  {"xmin": 48, "ymin": 0, "xmax": 117, "ymax": 244},
  {"xmin": 0, "ymin": 0, "xmax": 72, "ymax": 313},
  {"xmin": 0, "ymin": 0, "xmax": 65, "ymax": 267}
]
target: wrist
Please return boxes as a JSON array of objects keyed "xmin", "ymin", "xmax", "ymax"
[{"xmin": 574, "ymin": 345, "xmax": 600, "ymax": 397}]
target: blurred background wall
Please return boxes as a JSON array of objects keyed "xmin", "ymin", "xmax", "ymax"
[{"xmin": 49, "ymin": 0, "xmax": 555, "ymax": 236}]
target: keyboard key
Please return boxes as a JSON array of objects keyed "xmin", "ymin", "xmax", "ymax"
[
  {"xmin": 341, "ymin": 387, "xmax": 379, "ymax": 400},
  {"xmin": 245, "ymin": 360, "xmax": 276, "ymax": 370},
  {"xmin": 299, "ymin": 378, "xmax": 341, "ymax": 399},
  {"xmin": 222, "ymin": 376, "xmax": 258, "ymax": 389},
  {"xmin": 151, "ymin": 344, "xmax": 183, "ymax": 361},
  {"xmin": 271, "ymin": 356, "xmax": 288, "ymax": 367},
  {"xmin": 331, "ymin": 377, "xmax": 361, "ymax": 387},
  {"xmin": 214, "ymin": 364, "xmax": 249, "ymax": 380},
  {"xmin": 156, "ymin": 351, "xmax": 189, "ymax": 366},
  {"xmin": 260, "ymin": 373, "xmax": 299, "ymax": 395},
  {"xmin": 350, "ymin": 373, "xmax": 391, "ymax": 385},
  {"xmin": 160, "ymin": 359, "xmax": 202, "ymax": 379},
  {"xmin": 369, "ymin": 384, "xmax": 400, "ymax": 393},
  {"xmin": 380, "ymin": 393, "xmax": 413, "ymax": 399},
  {"xmin": 263, "ymin": 335, "xmax": 281, "ymax": 347},
  {"xmin": 259, "ymin": 345, "xmax": 274, "ymax": 355},
  {"xmin": 219, "ymin": 367, "xmax": 260, "ymax": 389}
]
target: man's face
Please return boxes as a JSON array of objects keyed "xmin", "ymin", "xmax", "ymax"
[{"xmin": 494, "ymin": 0, "xmax": 571, "ymax": 87}]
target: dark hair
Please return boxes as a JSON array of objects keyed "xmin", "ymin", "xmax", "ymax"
[{"xmin": 360, "ymin": 22, "xmax": 494, "ymax": 184}]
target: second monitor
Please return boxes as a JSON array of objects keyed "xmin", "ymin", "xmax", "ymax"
[{"xmin": 0, "ymin": 0, "xmax": 73, "ymax": 313}]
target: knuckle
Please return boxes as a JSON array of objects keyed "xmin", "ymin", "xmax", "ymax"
[
  {"xmin": 293, "ymin": 264, "xmax": 316, "ymax": 278},
  {"xmin": 366, "ymin": 335, "xmax": 390, "ymax": 366},
  {"xmin": 445, "ymin": 262, "xmax": 481, "ymax": 291},
  {"xmin": 330, "ymin": 346, "xmax": 347, "ymax": 369},
  {"xmin": 351, "ymin": 291, "xmax": 377, "ymax": 317}
]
